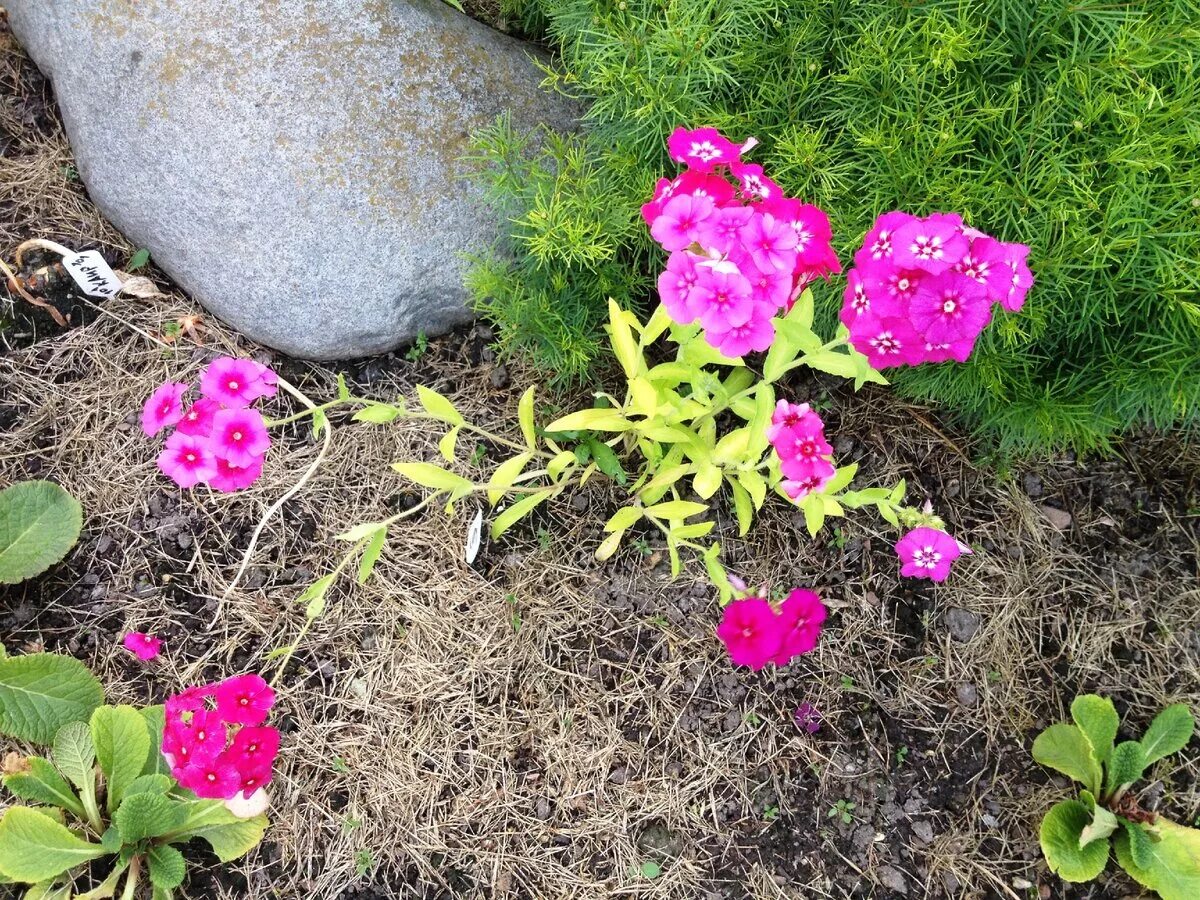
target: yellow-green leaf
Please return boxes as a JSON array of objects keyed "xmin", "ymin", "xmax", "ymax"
[
  {"xmin": 641, "ymin": 305, "xmax": 673, "ymax": 345},
  {"xmin": 438, "ymin": 427, "xmax": 460, "ymax": 463},
  {"xmin": 674, "ymin": 521, "xmax": 715, "ymax": 539},
  {"xmin": 546, "ymin": 409, "xmax": 632, "ymax": 433},
  {"xmin": 607, "ymin": 298, "xmax": 642, "ymax": 379},
  {"xmin": 391, "ymin": 462, "xmax": 473, "ymax": 494},
  {"xmin": 628, "ymin": 378, "xmax": 659, "ymax": 417},
  {"xmin": 647, "ymin": 500, "xmax": 708, "ymax": 521},
  {"xmin": 353, "ymin": 403, "xmax": 402, "ymax": 424},
  {"xmin": 518, "ymin": 386, "xmax": 537, "ymax": 449},
  {"xmin": 693, "ymin": 463, "xmax": 723, "ymax": 500},
  {"xmin": 596, "ymin": 530, "xmax": 624, "ymax": 561},
  {"xmin": 490, "ymin": 490, "xmax": 554, "ymax": 539},
  {"xmin": 640, "ymin": 464, "xmax": 692, "ymax": 498},
  {"xmin": 605, "ymin": 507, "xmax": 643, "ymax": 532},
  {"xmin": 738, "ymin": 471, "xmax": 767, "ymax": 509},
  {"xmin": 729, "ymin": 478, "xmax": 753, "ymax": 536},
  {"xmin": 547, "ymin": 450, "xmax": 577, "ymax": 481},
  {"xmin": 487, "ymin": 453, "xmax": 534, "ymax": 505},
  {"xmin": 415, "ymin": 385, "xmax": 463, "ymax": 425},
  {"xmin": 801, "ymin": 494, "xmax": 825, "ymax": 536}
]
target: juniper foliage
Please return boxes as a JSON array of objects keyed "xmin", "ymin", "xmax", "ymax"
[{"xmin": 471, "ymin": 0, "xmax": 1200, "ymax": 451}]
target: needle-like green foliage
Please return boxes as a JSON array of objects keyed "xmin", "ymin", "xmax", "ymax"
[{"xmin": 471, "ymin": 0, "xmax": 1200, "ymax": 451}]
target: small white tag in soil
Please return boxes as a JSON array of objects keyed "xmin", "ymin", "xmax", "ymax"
[
  {"xmin": 465, "ymin": 508, "xmax": 483, "ymax": 564},
  {"xmin": 62, "ymin": 250, "xmax": 123, "ymax": 298}
]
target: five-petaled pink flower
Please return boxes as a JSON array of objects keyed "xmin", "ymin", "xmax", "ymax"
[
  {"xmin": 122, "ymin": 632, "xmax": 162, "ymax": 661},
  {"xmin": 211, "ymin": 408, "xmax": 271, "ymax": 468},
  {"xmin": 175, "ymin": 398, "xmax": 221, "ymax": 437},
  {"xmin": 895, "ymin": 527, "xmax": 971, "ymax": 582},
  {"xmin": 717, "ymin": 589, "xmax": 829, "ymax": 670},
  {"xmin": 157, "ymin": 431, "xmax": 218, "ymax": 489},
  {"xmin": 214, "ymin": 674, "xmax": 275, "ymax": 726},
  {"xmin": 200, "ymin": 357, "xmax": 276, "ymax": 408},
  {"xmin": 141, "ymin": 382, "xmax": 188, "ymax": 437}
]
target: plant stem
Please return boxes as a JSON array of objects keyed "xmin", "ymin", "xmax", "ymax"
[
  {"xmin": 80, "ymin": 771, "xmax": 104, "ymax": 834},
  {"xmin": 119, "ymin": 857, "xmax": 140, "ymax": 900},
  {"xmin": 264, "ymin": 397, "xmax": 355, "ymax": 427}
]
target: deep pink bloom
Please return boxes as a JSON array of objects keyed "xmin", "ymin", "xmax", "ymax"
[
  {"xmin": 781, "ymin": 459, "xmax": 836, "ymax": 500},
  {"xmin": 848, "ymin": 313, "xmax": 925, "ymax": 369},
  {"xmin": 658, "ymin": 251, "xmax": 703, "ymax": 324},
  {"xmin": 895, "ymin": 527, "xmax": 970, "ymax": 582},
  {"xmin": 840, "ymin": 269, "xmax": 871, "ymax": 326},
  {"xmin": 671, "ymin": 169, "xmax": 737, "ymax": 208},
  {"xmin": 650, "ymin": 193, "xmax": 715, "ymax": 251},
  {"xmin": 772, "ymin": 589, "xmax": 827, "ymax": 665},
  {"xmin": 746, "ymin": 261, "xmax": 793, "ymax": 310},
  {"xmin": 861, "ymin": 267, "xmax": 924, "ymax": 312},
  {"xmin": 122, "ymin": 632, "xmax": 162, "ymax": 661},
  {"xmin": 200, "ymin": 357, "xmax": 273, "ymax": 408},
  {"xmin": 690, "ymin": 265, "xmax": 755, "ymax": 332},
  {"xmin": 174, "ymin": 757, "xmax": 241, "ymax": 800},
  {"xmin": 695, "ymin": 204, "xmax": 754, "ymax": 255},
  {"xmin": 175, "ymin": 398, "xmax": 221, "ymax": 438},
  {"xmin": 716, "ymin": 598, "xmax": 782, "ymax": 670},
  {"xmin": 141, "ymin": 382, "xmax": 188, "ymax": 437},
  {"xmin": 225, "ymin": 726, "xmax": 280, "ymax": 789},
  {"xmin": 1001, "ymin": 242, "xmax": 1034, "ymax": 312},
  {"xmin": 730, "ymin": 161, "xmax": 780, "ymax": 202},
  {"xmin": 163, "ymin": 709, "xmax": 225, "ymax": 767},
  {"xmin": 908, "ymin": 272, "xmax": 990, "ymax": 344},
  {"xmin": 667, "ymin": 126, "xmax": 742, "ymax": 172},
  {"xmin": 706, "ymin": 311, "xmax": 775, "ymax": 357},
  {"xmin": 767, "ymin": 400, "xmax": 826, "ymax": 447},
  {"xmin": 214, "ymin": 674, "xmax": 275, "ymax": 726},
  {"xmin": 210, "ymin": 408, "xmax": 270, "ymax": 468},
  {"xmin": 157, "ymin": 431, "xmax": 218, "ymax": 488},
  {"xmin": 853, "ymin": 211, "xmax": 916, "ymax": 269},
  {"xmin": 953, "ymin": 235, "xmax": 1011, "ymax": 301},
  {"xmin": 165, "ymin": 685, "xmax": 214, "ymax": 720},
  {"xmin": 209, "ymin": 453, "xmax": 265, "ymax": 493},
  {"xmin": 740, "ymin": 212, "xmax": 799, "ymax": 273},
  {"xmin": 891, "ymin": 213, "xmax": 968, "ymax": 274}
]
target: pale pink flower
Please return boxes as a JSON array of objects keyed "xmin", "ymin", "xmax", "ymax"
[
  {"xmin": 141, "ymin": 382, "xmax": 188, "ymax": 437},
  {"xmin": 210, "ymin": 408, "xmax": 270, "ymax": 468},
  {"xmin": 690, "ymin": 266, "xmax": 755, "ymax": 333},
  {"xmin": 122, "ymin": 632, "xmax": 162, "ymax": 661},
  {"xmin": 157, "ymin": 431, "xmax": 218, "ymax": 488},
  {"xmin": 740, "ymin": 212, "xmax": 799, "ymax": 273}
]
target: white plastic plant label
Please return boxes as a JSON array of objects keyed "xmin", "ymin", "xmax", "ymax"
[{"xmin": 62, "ymin": 250, "xmax": 123, "ymax": 298}]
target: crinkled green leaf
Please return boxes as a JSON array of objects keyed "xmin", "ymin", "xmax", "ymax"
[
  {"xmin": 0, "ymin": 481, "xmax": 82, "ymax": 585},
  {"xmin": 114, "ymin": 792, "xmax": 186, "ymax": 843},
  {"xmin": 90, "ymin": 705, "xmax": 150, "ymax": 814},
  {"xmin": 1106, "ymin": 741, "xmax": 1146, "ymax": 796},
  {"xmin": 147, "ymin": 843, "xmax": 186, "ymax": 890},
  {"xmin": 1040, "ymin": 799, "xmax": 1110, "ymax": 882},
  {"xmin": 0, "ymin": 806, "xmax": 105, "ymax": 883},
  {"xmin": 1071, "ymin": 695, "xmax": 1119, "ymax": 764},
  {"xmin": 138, "ymin": 706, "xmax": 169, "ymax": 777},
  {"xmin": 1114, "ymin": 818, "xmax": 1200, "ymax": 900},
  {"xmin": 51, "ymin": 721, "xmax": 95, "ymax": 789},
  {"xmin": 0, "ymin": 653, "xmax": 104, "ymax": 744},
  {"xmin": 170, "ymin": 800, "xmax": 267, "ymax": 862}
]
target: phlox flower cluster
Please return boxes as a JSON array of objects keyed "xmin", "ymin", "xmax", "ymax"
[
  {"xmin": 643, "ymin": 127, "xmax": 841, "ymax": 357},
  {"xmin": 716, "ymin": 588, "xmax": 827, "ymax": 670},
  {"xmin": 142, "ymin": 356, "xmax": 276, "ymax": 492},
  {"xmin": 841, "ymin": 211, "xmax": 1033, "ymax": 369},
  {"xmin": 768, "ymin": 400, "xmax": 835, "ymax": 502},
  {"xmin": 163, "ymin": 674, "xmax": 279, "ymax": 803}
]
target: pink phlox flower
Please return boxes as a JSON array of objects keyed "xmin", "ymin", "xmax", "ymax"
[
  {"xmin": 705, "ymin": 310, "xmax": 775, "ymax": 358},
  {"xmin": 1001, "ymin": 241, "xmax": 1034, "ymax": 312},
  {"xmin": 690, "ymin": 265, "xmax": 755, "ymax": 332},
  {"xmin": 747, "ymin": 261, "xmax": 793, "ymax": 310},
  {"xmin": 650, "ymin": 192, "xmax": 716, "ymax": 251},
  {"xmin": 862, "ymin": 267, "xmax": 924, "ymax": 311},
  {"xmin": 840, "ymin": 270, "xmax": 871, "ymax": 326},
  {"xmin": 122, "ymin": 632, "xmax": 162, "ymax": 661},
  {"xmin": 175, "ymin": 398, "xmax": 221, "ymax": 438},
  {"xmin": 226, "ymin": 726, "xmax": 280, "ymax": 796},
  {"xmin": 165, "ymin": 685, "xmax": 214, "ymax": 720},
  {"xmin": 658, "ymin": 250, "xmax": 702, "ymax": 325},
  {"xmin": 695, "ymin": 204, "xmax": 754, "ymax": 255},
  {"xmin": 772, "ymin": 588, "xmax": 827, "ymax": 665},
  {"xmin": 163, "ymin": 709, "xmax": 225, "ymax": 768},
  {"xmin": 908, "ymin": 272, "xmax": 990, "ymax": 344},
  {"xmin": 200, "ymin": 357, "xmax": 273, "ymax": 408},
  {"xmin": 667, "ymin": 126, "xmax": 742, "ymax": 172},
  {"xmin": 640, "ymin": 177, "xmax": 677, "ymax": 225},
  {"xmin": 953, "ymin": 235, "xmax": 1010, "ymax": 301},
  {"xmin": 157, "ymin": 431, "xmax": 218, "ymax": 489},
  {"xmin": 211, "ymin": 408, "xmax": 271, "ymax": 468},
  {"xmin": 672, "ymin": 169, "xmax": 738, "ymax": 208},
  {"xmin": 895, "ymin": 526, "xmax": 969, "ymax": 582},
  {"xmin": 781, "ymin": 459, "xmax": 836, "ymax": 500},
  {"xmin": 853, "ymin": 211, "xmax": 917, "ymax": 269},
  {"xmin": 848, "ymin": 313, "xmax": 925, "ymax": 369},
  {"xmin": 174, "ymin": 756, "xmax": 241, "ymax": 800},
  {"xmin": 251, "ymin": 361, "xmax": 278, "ymax": 397},
  {"xmin": 141, "ymin": 382, "xmax": 188, "ymax": 437},
  {"xmin": 891, "ymin": 213, "xmax": 968, "ymax": 274},
  {"xmin": 214, "ymin": 674, "xmax": 276, "ymax": 726},
  {"xmin": 730, "ymin": 161, "xmax": 781, "ymax": 202},
  {"xmin": 209, "ymin": 453, "xmax": 265, "ymax": 494},
  {"xmin": 740, "ymin": 211, "xmax": 799, "ymax": 273},
  {"xmin": 716, "ymin": 597, "xmax": 782, "ymax": 670}
]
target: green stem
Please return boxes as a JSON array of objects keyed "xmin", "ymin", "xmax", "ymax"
[
  {"xmin": 119, "ymin": 856, "xmax": 140, "ymax": 900},
  {"xmin": 80, "ymin": 771, "xmax": 103, "ymax": 834},
  {"xmin": 265, "ymin": 397, "xmax": 355, "ymax": 427}
]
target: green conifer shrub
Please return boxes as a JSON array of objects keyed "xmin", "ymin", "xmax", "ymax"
[{"xmin": 470, "ymin": 0, "xmax": 1200, "ymax": 451}]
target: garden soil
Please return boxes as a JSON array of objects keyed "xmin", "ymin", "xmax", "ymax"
[{"xmin": 2, "ymin": 13, "xmax": 1198, "ymax": 900}]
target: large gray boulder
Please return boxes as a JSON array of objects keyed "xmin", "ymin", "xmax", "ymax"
[{"xmin": 6, "ymin": 0, "xmax": 573, "ymax": 359}]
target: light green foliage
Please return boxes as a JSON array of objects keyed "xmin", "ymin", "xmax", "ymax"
[
  {"xmin": 0, "ymin": 481, "xmax": 82, "ymax": 585},
  {"xmin": 1034, "ymin": 695, "xmax": 1199, "ymax": 896},
  {"xmin": 483, "ymin": 0, "xmax": 1200, "ymax": 452},
  {"xmin": 0, "ymin": 653, "xmax": 270, "ymax": 897},
  {"xmin": 0, "ymin": 650, "xmax": 103, "ymax": 744}
]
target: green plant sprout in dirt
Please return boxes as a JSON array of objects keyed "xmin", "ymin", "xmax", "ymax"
[
  {"xmin": 0, "ymin": 647, "xmax": 273, "ymax": 899},
  {"xmin": 1034, "ymin": 695, "xmax": 1198, "ymax": 899}
]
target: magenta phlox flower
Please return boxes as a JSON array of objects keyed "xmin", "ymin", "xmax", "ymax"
[
  {"xmin": 772, "ymin": 589, "xmax": 827, "ymax": 664},
  {"xmin": 691, "ymin": 265, "xmax": 755, "ymax": 332},
  {"xmin": 667, "ymin": 126, "xmax": 742, "ymax": 172},
  {"xmin": 141, "ymin": 382, "xmax": 188, "ymax": 437},
  {"xmin": 214, "ymin": 673, "xmax": 275, "ymax": 726},
  {"xmin": 891, "ymin": 213, "xmax": 968, "ymax": 274},
  {"xmin": 717, "ymin": 589, "xmax": 828, "ymax": 670},
  {"xmin": 650, "ymin": 192, "xmax": 716, "ymax": 251},
  {"xmin": 157, "ymin": 431, "xmax": 218, "ymax": 488},
  {"xmin": 706, "ymin": 311, "xmax": 775, "ymax": 358},
  {"xmin": 209, "ymin": 453, "xmax": 265, "ymax": 494},
  {"xmin": 740, "ymin": 212, "xmax": 799, "ymax": 273},
  {"xmin": 122, "ymin": 632, "xmax": 162, "ymax": 661},
  {"xmin": 211, "ymin": 408, "xmax": 271, "ymax": 468},
  {"xmin": 794, "ymin": 701, "xmax": 822, "ymax": 734},
  {"xmin": 200, "ymin": 357, "xmax": 273, "ymax": 408},
  {"xmin": 907, "ymin": 272, "xmax": 990, "ymax": 344},
  {"xmin": 895, "ymin": 526, "xmax": 970, "ymax": 582},
  {"xmin": 175, "ymin": 398, "xmax": 221, "ymax": 438}
]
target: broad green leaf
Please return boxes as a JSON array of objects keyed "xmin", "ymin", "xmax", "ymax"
[
  {"xmin": 728, "ymin": 478, "xmax": 753, "ymax": 537},
  {"xmin": 1140, "ymin": 704, "xmax": 1194, "ymax": 765},
  {"xmin": 125, "ymin": 774, "xmax": 172, "ymax": 796},
  {"xmin": 1114, "ymin": 818, "xmax": 1200, "ymax": 900},
  {"xmin": 712, "ymin": 428, "xmax": 750, "ymax": 465},
  {"xmin": 607, "ymin": 298, "xmax": 642, "ymax": 379},
  {"xmin": 692, "ymin": 463, "xmax": 723, "ymax": 500},
  {"xmin": 490, "ymin": 490, "xmax": 554, "ymax": 539},
  {"xmin": 487, "ymin": 453, "xmax": 533, "ymax": 505},
  {"xmin": 357, "ymin": 528, "xmax": 387, "ymax": 585},
  {"xmin": 1122, "ymin": 819, "xmax": 1155, "ymax": 869},
  {"xmin": 761, "ymin": 329, "xmax": 796, "ymax": 382},
  {"xmin": 804, "ymin": 349, "xmax": 859, "ymax": 379},
  {"xmin": 545, "ymin": 409, "xmax": 632, "ymax": 433},
  {"xmin": 391, "ymin": 462, "xmax": 473, "ymax": 494},
  {"xmin": 3, "ymin": 758, "xmax": 85, "ymax": 820},
  {"xmin": 0, "ymin": 806, "xmax": 105, "ymax": 883},
  {"xmin": 822, "ymin": 463, "xmax": 859, "ymax": 496},
  {"xmin": 415, "ymin": 385, "xmax": 463, "ymax": 424},
  {"xmin": 335, "ymin": 522, "xmax": 387, "ymax": 542},
  {"xmin": 518, "ymin": 387, "xmax": 536, "ymax": 449},
  {"xmin": 1106, "ymin": 741, "xmax": 1146, "ymax": 796},
  {"xmin": 114, "ymin": 792, "xmax": 186, "ymax": 843},
  {"xmin": 1033, "ymin": 723, "xmax": 1103, "ymax": 795},
  {"xmin": 587, "ymin": 440, "xmax": 627, "ymax": 485},
  {"xmin": 738, "ymin": 471, "xmax": 766, "ymax": 509},
  {"xmin": 138, "ymin": 706, "xmax": 169, "ymax": 777},
  {"xmin": 438, "ymin": 427, "xmax": 460, "ymax": 463},
  {"xmin": 1040, "ymin": 800, "xmax": 1110, "ymax": 882},
  {"xmin": 595, "ymin": 530, "xmax": 624, "ymax": 561},
  {"xmin": 0, "ymin": 481, "xmax": 83, "ymax": 585},
  {"xmin": 645, "ymin": 500, "xmax": 707, "ymax": 521},
  {"xmin": 147, "ymin": 843, "xmax": 186, "ymax": 890},
  {"xmin": 90, "ymin": 705, "xmax": 150, "ymax": 814},
  {"xmin": 352, "ymin": 403, "xmax": 402, "ymax": 424},
  {"xmin": 0, "ymin": 653, "xmax": 104, "ymax": 744},
  {"xmin": 51, "ymin": 721, "xmax": 95, "ymax": 789},
  {"xmin": 23, "ymin": 880, "xmax": 73, "ymax": 900},
  {"xmin": 1079, "ymin": 803, "xmax": 1118, "ymax": 848},
  {"xmin": 170, "ymin": 801, "xmax": 267, "ymax": 862},
  {"xmin": 673, "ymin": 521, "xmax": 715, "ymax": 539},
  {"xmin": 605, "ymin": 507, "xmax": 643, "ymax": 533},
  {"xmin": 1071, "ymin": 695, "xmax": 1120, "ymax": 764}
]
